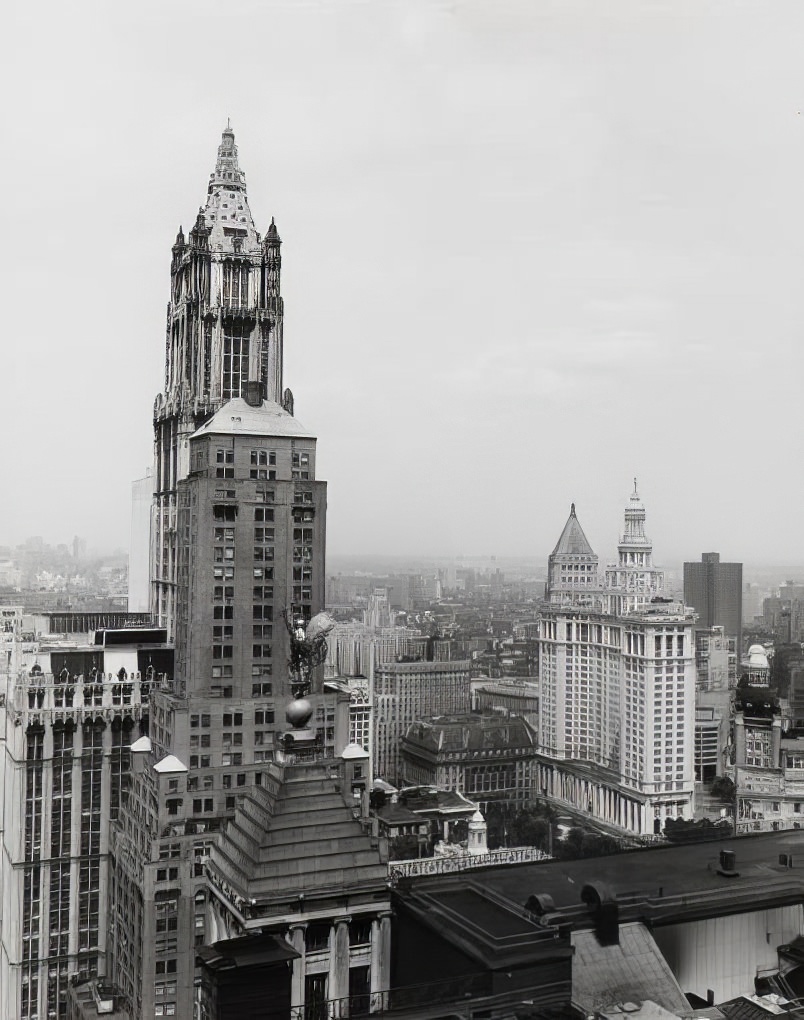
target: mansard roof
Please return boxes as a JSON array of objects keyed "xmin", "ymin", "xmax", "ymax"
[
  {"xmin": 550, "ymin": 504, "xmax": 596, "ymax": 559},
  {"xmin": 192, "ymin": 397, "xmax": 315, "ymax": 441}
]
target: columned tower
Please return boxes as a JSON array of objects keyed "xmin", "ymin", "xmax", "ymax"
[
  {"xmin": 152, "ymin": 125, "xmax": 287, "ymax": 636},
  {"xmin": 604, "ymin": 480, "xmax": 664, "ymax": 614}
]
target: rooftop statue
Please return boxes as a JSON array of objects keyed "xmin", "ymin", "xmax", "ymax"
[{"xmin": 283, "ymin": 609, "xmax": 336, "ymax": 698}]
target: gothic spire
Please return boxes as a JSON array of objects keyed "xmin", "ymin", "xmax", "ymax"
[
  {"xmin": 208, "ymin": 122, "xmax": 246, "ymax": 193},
  {"xmin": 200, "ymin": 125, "xmax": 260, "ymax": 254}
]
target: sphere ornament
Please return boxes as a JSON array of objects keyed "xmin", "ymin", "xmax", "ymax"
[{"xmin": 285, "ymin": 697, "xmax": 313, "ymax": 729}]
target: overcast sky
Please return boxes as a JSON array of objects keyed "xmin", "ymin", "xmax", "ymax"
[{"xmin": 3, "ymin": 0, "xmax": 803, "ymax": 565}]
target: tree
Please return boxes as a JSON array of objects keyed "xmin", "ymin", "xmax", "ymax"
[
  {"xmin": 664, "ymin": 816, "xmax": 730, "ymax": 844},
  {"xmin": 555, "ymin": 827, "xmax": 586, "ymax": 860},
  {"xmin": 711, "ymin": 775, "xmax": 735, "ymax": 802},
  {"xmin": 508, "ymin": 811, "xmax": 550, "ymax": 850},
  {"xmin": 483, "ymin": 802, "xmax": 510, "ymax": 850}
]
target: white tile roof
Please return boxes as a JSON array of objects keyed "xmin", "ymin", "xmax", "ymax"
[{"xmin": 191, "ymin": 398, "xmax": 315, "ymax": 440}]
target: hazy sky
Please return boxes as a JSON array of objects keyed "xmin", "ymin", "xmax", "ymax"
[{"xmin": 4, "ymin": 0, "xmax": 804, "ymax": 565}]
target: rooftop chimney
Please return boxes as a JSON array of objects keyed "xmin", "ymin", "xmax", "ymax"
[{"xmin": 243, "ymin": 381, "xmax": 263, "ymax": 408}]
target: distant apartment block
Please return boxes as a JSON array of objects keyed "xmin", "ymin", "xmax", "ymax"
[{"xmin": 683, "ymin": 552, "xmax": 743, "ymax": 652}]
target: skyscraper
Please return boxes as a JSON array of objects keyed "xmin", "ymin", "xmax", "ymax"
[
  {"xmin": 683, "ymin": 552, "xmax": 743, "ymax": 652},
  {"xmin": 536, "ymin": 494, "xmax": 696, "ymax": 835},
  {"xmin": 152, "ymin": 124, "xmax": 287, "ymax": 638},
  {"xmin": 107, "ymin": 128, "xmax": 390, "ymax": 1020}
]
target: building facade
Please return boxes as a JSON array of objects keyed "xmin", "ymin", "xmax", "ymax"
[
  {"xmin": 537, "ymin": 494, "xmax": 697, "ymax": 836},
  {"xmin": 471, "ymin": 679, "xmax": 539, "ymax": 729},
  {"xmin": 0, "ymin": 611, "xmax": 156, "ymax": 1020},
  {"xmin": 694, "ymin": 625, "xmax": 730, "ymax": 692},
  {"xmin": 400, "ymin": 713, "xmax": 537, "ymax": 809},
  {"xmin": 373, "ymin": 660, "xmax": 472, "ymax": 785},
  {"xmin": 536, "ymin": 601, "xmax": 697, "ymax": 835}
]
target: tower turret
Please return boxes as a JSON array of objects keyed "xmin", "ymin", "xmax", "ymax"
[
  {"xmin": 545, "ymin": 504, "xmax": 601, "ymax": 606},
  {"xmin": 604, "ymin": 479, "xmax": 664, "ymax": 614}
]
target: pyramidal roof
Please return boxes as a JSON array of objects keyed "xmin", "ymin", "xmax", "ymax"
[
  {"xmin": 199, "ymin": 123, "xmax": 262, "ymax": 255},
  {"xmin": 207, "ymin": 763, "xmax": 388, "ymax": 907},
  {"xmin": 550, "ymin": 503, "xmax": 596, "ymax": 559}
]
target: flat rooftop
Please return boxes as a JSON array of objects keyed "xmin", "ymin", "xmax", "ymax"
[{"xmin": 407, "ymin": 830, "xmax": 804, "ymax": 926}]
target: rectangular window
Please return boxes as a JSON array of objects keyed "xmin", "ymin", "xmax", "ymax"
[{"xmin": 222, "ymin": 324, "xmax": 250, "ymax": 400}]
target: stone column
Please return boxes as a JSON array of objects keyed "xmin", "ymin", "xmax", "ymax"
[
  {"xmin": 772, "ymin": 716, "xmax": 782, "ymax": 767},
  {"xmin": 288, "ymin": 923, "xmax": 307, "ymax": 1016},
  {"xmin": 369, "ymin": 913, "xmax": 392, "ymax": 1012},
  {"xmin": 734, "ymin": 713, "xmax": 745, "ymax": 765},
  {"xmin": 68, "ymin": 725, "xmax": 84, "ymax": 957},
  {"xmin": 329, "ymin": 918, "xmax": 351, "ymax": 1017}
]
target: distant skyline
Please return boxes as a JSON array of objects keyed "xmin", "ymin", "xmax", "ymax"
[{"xmin": 3, "ymin": 0, "xmax": 804, "ymax": 563}]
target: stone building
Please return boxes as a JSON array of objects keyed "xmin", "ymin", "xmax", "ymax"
[
  {"xmin": 399, "ymin": 713, "xmax": 537, "ymax": 810},
  {"xmin": 472, "ymin": 678, "xmax": 539, "ymax": 729},
  {"xmin": 536, "ymin": 600, "xmax": 697, "ymax": 834},
  {"xmin": 536, "ymin": 495, "xmax": 697, "ymax": 836},
  {"xmin": 694, "ymin": 625, "xmax": 730, "ymax": 692}
]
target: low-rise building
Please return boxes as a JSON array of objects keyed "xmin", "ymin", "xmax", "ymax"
[{"xmin": 399, "ymin": 713, "xmax": 537, "ymax": 810}]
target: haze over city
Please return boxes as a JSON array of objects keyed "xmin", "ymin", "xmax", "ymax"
[{"xmin": 4, "ymin": 0, "xmax": 804, "ymax": 564}]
